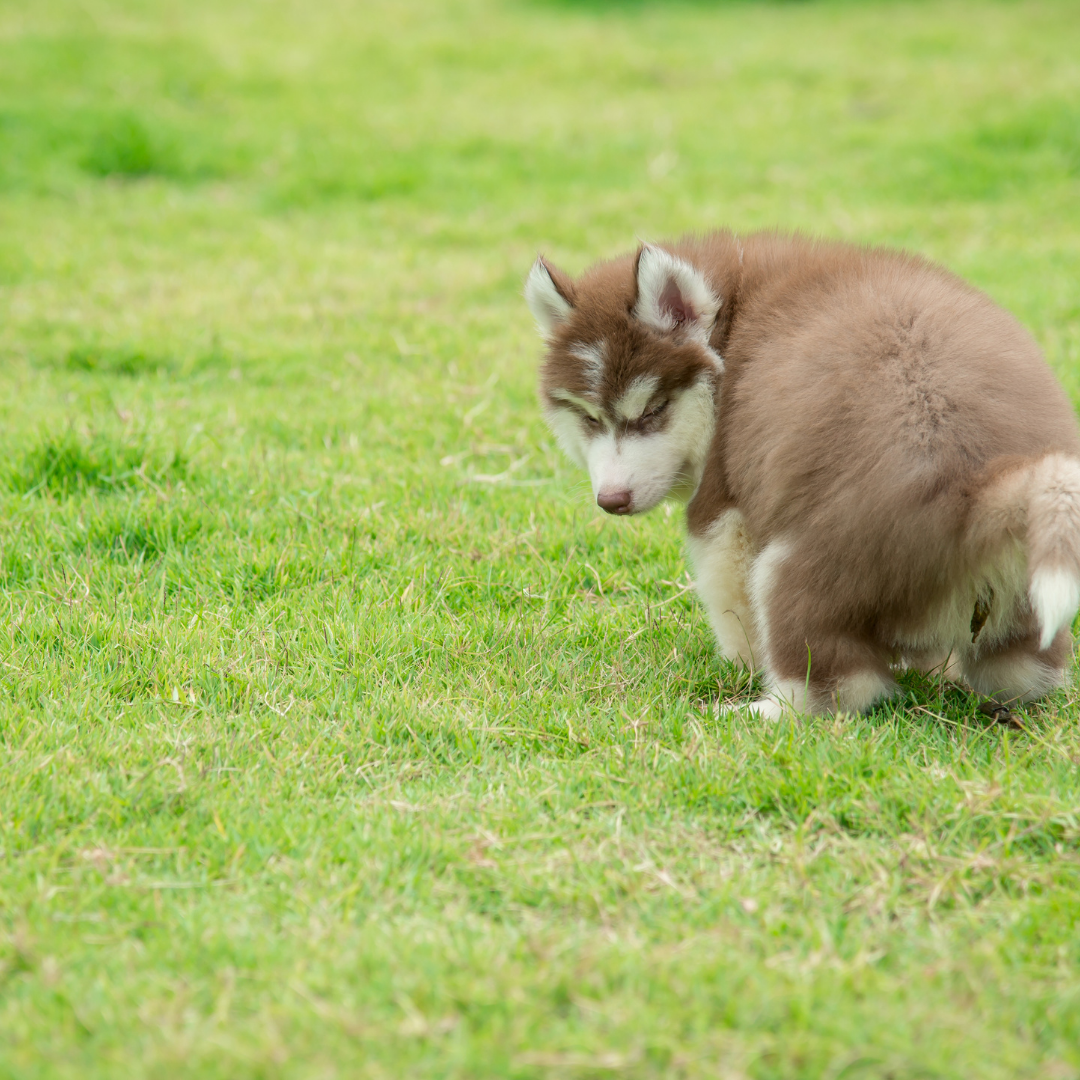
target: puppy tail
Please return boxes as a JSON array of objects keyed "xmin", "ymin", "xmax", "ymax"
[
  {"xmin": 1026, "ymin": 454, "xmax": 1080, "ymax": 649},
  {"xmin": 973, "ymin": 453, "xmax": 1080, "ymax": 651}
]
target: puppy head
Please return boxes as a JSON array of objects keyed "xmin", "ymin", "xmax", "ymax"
[{"xmin": 526, "ymin": 244, "xmax": 722, "ymax": 515}]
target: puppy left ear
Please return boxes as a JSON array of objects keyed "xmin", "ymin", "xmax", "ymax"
[
  {"xmin": 633, "ymin": 244, "xmax": 720, "ymax": 339},
  {"xmin": 525, "ymin": 257, "xmax": 575, "ymax": 339}
]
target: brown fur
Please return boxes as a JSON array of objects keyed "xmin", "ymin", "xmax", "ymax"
[
  {"xmin": 539, "ymin": 253, "xmax": 718, "ymax": 411},
  {"xmin": 530, "ymin": 231, "xmax": 1080, "ymax": 713}
]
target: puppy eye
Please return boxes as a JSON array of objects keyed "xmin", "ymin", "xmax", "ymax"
[
  {"xmin": 584, "ymin": 413, "xmax": 600, "ymax": 426},
  {"xmin": 641, "ymin": 400, "xmax": 668, "ymax": 421}
]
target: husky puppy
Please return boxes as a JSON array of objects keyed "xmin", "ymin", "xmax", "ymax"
[{"xmin": 525, "ymin": 232, "xmax": 1080, "ymax": 717}]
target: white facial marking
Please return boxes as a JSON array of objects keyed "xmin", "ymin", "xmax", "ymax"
[
  {"xmin": 544, "ymin": 404, "xmax": 589, "ymax": 470},
  {"xmin": 582, "ymin": 376, "xmax": 715, "ymax": 512},
  {"xmin": 613, "ymin": 375, "xmax": 659, "ymax": 421},
  {"xmin": 525, "ymin": 259, "xmax": 572, "ymax": 339},
  {"xmin": 586, "ymin": 431, "xmax": 621, "ymax": 496},
  {"xmin": 549, "ymin": 387, "xmax": 600, "ymax": 420},
  {"xmin": 569, "ymin": 341, "xmax": 605, "ymax": 390}
]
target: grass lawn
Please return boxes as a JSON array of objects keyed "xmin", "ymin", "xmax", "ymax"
[{"xmin": 2, "ymin": 0, "xmax": 1080, "ymax": 1075}]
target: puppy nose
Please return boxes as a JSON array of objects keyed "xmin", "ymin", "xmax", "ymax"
[{"xmin": 597, "ymin": 490, "xmax": 632, "ymax": 515}]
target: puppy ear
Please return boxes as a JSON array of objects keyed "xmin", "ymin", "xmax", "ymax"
[
  {"xmin": 525, "ymin": 257, "xmax": 574, "ymax": 339},
  {"xmin": 633, "ymin": 244, "xmax": 720, "ymax": 338}
]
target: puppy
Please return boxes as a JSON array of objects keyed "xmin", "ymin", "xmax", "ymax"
[{"xmin": 525, "ymin": 232, "xmax": 1080, "ymax": 716}]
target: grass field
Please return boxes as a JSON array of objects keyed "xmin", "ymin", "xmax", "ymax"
[{"xmin": 2, "ymin": 0, "xmax": 1080, "ymax": 1075}]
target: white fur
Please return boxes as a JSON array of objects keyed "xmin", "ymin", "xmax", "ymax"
[
  {"xmin": 746, "ymin": 671, "xmax": 895, "ymax": 719},
  {"xmin": 686, "ymin": 510, "xmax": 757, "ymax": 666},
  {"xmin": 582, "ymin": 378, "xmax": 716, "ymax": 512},
  {"xmin": 633, "ymin": 245, "xmax": 721, "ymax": 348},
  {"xmin": 836, "ymin": 671, "xmax": 896, "ymax": 713},
  {"xmin": 742, "ymin": 697, "xmax": 786, "ymax": 721},
  {"xmin": 894, "ymin": 538, "xmax": 1028, "ymax": 662},
  {"xmin": 1030, "ymin": 566, "xmax": 1080, "ymax": 650},
  {"xmin": 548, "ymin": 387, "xmax": 600, "ymax": 420},
  {"xmin": 745, "ymin": 540, "xmax": 805, "ymax": 719},
  {"xmin": 586, "ymin": 430, "xmax": 622, "ymax": 497},
  {"xmin": 745, "ymin": 679, "xmax": 810, "ymax": 720},
  {"xmin": 747, "ymin": 537, "xmax": 793, "ymax": 672},
  {"xmin": 1024, "ymin": 452, "xmax": 1080, "ymax": 649},
  {"xmin": 964, "ymin": 649, "xmax": 1064, "ymax": 702},
  {"xmin": 525, "ymin": 259, "xmax": 572, "ymax": 338},
  {"xmin": 570, "ymin": 342, "xmax": 605, "ymax": 390},
  {"xmin": 544, "ymin": 402, "xmax": 590, "ymax": 470},
  {"xmin": 613, "ymin": 375, "xmax": 659, "ymax": 421}
]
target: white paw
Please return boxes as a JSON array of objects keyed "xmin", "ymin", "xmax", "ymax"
[
  {"xmin": 716, "ymin": 696, "xmax": 785, "ymax": 720},
  {"xmin": 744, "ymin": 696, "xmax": 785, "ymax": 720}
]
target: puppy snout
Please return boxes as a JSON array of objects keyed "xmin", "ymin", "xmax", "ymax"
[{"xmin": 597, "ymin": 490, "xmax": 633, "ymax": 515}]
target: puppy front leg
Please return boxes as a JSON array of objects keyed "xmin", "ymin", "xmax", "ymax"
[{"xmin": 687, "ymin": 508, "xmax": 758, "ymax": 668}]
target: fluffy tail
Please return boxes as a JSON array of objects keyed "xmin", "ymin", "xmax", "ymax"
[
  {"xmin": 1025, "ymin": 454, "xmax": 1080, "ymax": 649},
  {"xmin": 973, "ymin": 453, "xmax": 1080, "ymax": 651}
]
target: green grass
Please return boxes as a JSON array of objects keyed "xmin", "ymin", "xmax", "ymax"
[{"xmin": 1, "ymin": 0, "xmax": 1080, "ymax": 1075}]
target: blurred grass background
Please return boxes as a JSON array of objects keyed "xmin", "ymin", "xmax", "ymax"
[{"xmin": 2, "ymin": 0, "xmax": 1080, "ymax": 1077}]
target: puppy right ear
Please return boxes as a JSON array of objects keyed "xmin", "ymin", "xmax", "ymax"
[
  {"xmin": 525, "ymin": 257, "xmax": 574, "ymax": 339},
  {"xmin": 633, "ymin": 244, "xmax": 720, "ymax": 340}
]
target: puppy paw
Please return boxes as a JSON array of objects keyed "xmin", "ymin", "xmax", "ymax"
[
  {"xmin": 716, "ymin": 696, "xmax": 785, "ymax": 720},
  {"xmin": 744, "ymin": 696, "xmax": 785, "ymax": 720}
]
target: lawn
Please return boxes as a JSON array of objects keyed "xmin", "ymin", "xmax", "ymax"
[{"xmin": 2, "ymin": 0, "xmax": 1080, "ymax": 1076}]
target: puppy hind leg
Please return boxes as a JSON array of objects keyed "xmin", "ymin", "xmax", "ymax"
[
  {"xmin": 744, "ymin": 658, "xmax": 896, "ymax": 718},
  {"xmin": 745, "ymin": 540, "xmax": 896, "ymax": 717},
  {"xmin": 962, "ymin": 626, "xmax": 1070, "ymax": 704},
  {"xmin": 835, "ymin": 669, "xmax": 898, "ymax": 714}
]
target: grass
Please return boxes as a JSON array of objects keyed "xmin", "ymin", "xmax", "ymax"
[{"xmin": 1, "ymin": 0, "xmax": 1080, "ymax": 1075}]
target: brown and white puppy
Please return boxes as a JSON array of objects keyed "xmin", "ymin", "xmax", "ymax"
[{"xmin": 525, "ymin": 232, "xmax": 1080, "ymax": 717}]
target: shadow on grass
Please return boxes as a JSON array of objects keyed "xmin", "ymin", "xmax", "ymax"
[
  {"xmin": 57, "ymin": 342, "xmax": 231, "ymax": 379},
  {"xmin": 81, "ymin": 111, "xmax": 227, "ymax": 182},
  {"xmin": 2, "ymin": 430, "xmax": 189, "ymax": 500},
  {"xmin": 697, "ymin": 661, "xmax": 1059, "ymax": 735}
]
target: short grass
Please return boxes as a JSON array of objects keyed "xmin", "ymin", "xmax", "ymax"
[{"xmin": 2, "ymin": 0, "xmax": 1080, "ymax": 1076}]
